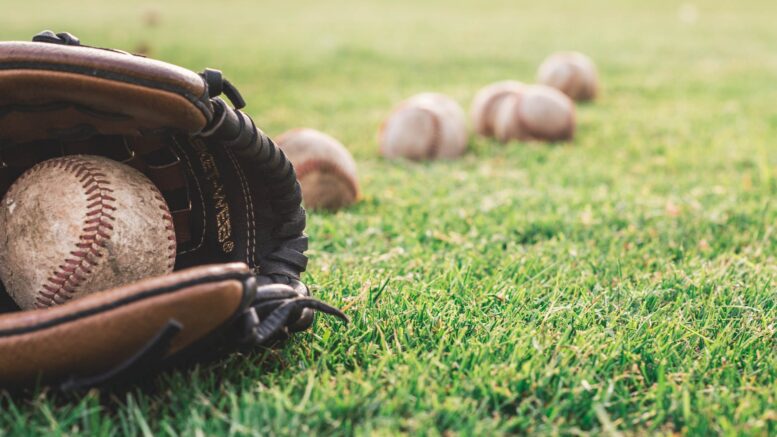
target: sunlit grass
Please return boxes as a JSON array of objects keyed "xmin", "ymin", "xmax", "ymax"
[{"xmin": 0, "ymin": 0, "xmax": 775, "ymax": 434}]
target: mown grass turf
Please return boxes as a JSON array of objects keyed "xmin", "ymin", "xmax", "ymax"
[{"xmin": 1, "ymin": 0, "xmax": 776, "ymax": 435}]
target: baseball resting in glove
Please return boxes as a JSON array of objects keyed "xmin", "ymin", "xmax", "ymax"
[{"xmin": 0, "ymin": 31, "xmax": 347, "ymax": 390}]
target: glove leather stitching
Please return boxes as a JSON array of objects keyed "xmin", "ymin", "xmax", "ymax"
[{"xmin": 222, "ymin": 143, "xmax": 257, "ymax": 268}]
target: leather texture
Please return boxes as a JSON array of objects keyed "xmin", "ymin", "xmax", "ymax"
[
  {"xmin": 0, "ymin": 263, "xmax": 250, "ymax": 387},
  {"xmin": 0, "ymin": 41, "xmax": 210, "ymax": 144},
  {"xmin": 0, "ymin": 31, "xmax": 346, "ymax": 389}
]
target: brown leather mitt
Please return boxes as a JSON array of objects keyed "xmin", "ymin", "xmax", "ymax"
[{"xmin": 0, "ymin": 31, "xmax": 347, "ymax": 390}]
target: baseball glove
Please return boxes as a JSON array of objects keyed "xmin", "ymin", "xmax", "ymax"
[{"xmin": 0, "ymin": 31, "xmax": 347, "ymax": 390}]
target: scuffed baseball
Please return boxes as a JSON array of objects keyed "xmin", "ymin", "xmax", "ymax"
[
  {"xmin": 471, "ymin": 83, "xmax": 576, "ymax": 143},
  {"xmin": 379, "ymin": 93, "xmax": 468, "ymax": 160},
  {"xmin": 492, "ymin": 84, "xmax": 576, "ymax": 143},
  {"xmin": 0, "ymin": 155, "xmax": 176, "ymax": 310},
  {"xmin": 537, "ymin": 51, "xmax": 599, "ymax": 101},
  {"xmin": 276, "ymin": 128, "xmax": 359, "ymax": 212},
  {"xmin": 470, "ymin": 80, "xmax": 526, "ymax": 137}
]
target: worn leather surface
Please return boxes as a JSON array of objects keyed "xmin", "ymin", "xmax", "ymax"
[
  {"xmin": 0, "ymin": 42, "xmax": 205, "ymax": 91},
  {"xmin": 380, "ymin": 93, "xmax": 468, "ymax": 160},
  {"xmin": 0, "ymin": 263, "xmax": 250, "ymax": 386},
  {"xmin": 276, "ymin": 128, "xmax": 359, "ymax": 211},
  {"xmin": 0, "ymin": 155, "xmax": 177, "ymax": 310},
  {"xmin": 0, "ymin": 71, "xmax": 208, "ymax": 142},
  {"xmin": 0, "ymin": 42, "xmax": 210, "ymax": 142},
  {"xmin": 0, "ymin": 33, "xmax": 325, "ymax": 388}
]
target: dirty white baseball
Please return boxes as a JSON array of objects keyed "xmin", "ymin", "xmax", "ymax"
[
  {"xmin": 470, "ymin": 80, "xmax": 526, "ymax": 137},
  {"xmin": 471, "ymin": 82, "xmax": 576, "ymax": 143},
  {"xmin": 0, "ymin": 155, "xmax": 176, "ymax": 310},
  {"xmin": 537, "ymin": 51, "xmax": 599, "ymax": 101},
  {"xmin": 379, "ymin": 93, "xmax": 469, "ymax": 160},
  {"xmin": 276, "ymin": 128, "xmax": 359, "ymax": 211},
  {"xmin": 492, "ymin": 84, "xmax": 576, "ymax": 143}
]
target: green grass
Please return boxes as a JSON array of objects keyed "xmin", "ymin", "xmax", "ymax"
[{"xmin": 1, "ymin": 0, "xmax": 777, "ymax": 434}]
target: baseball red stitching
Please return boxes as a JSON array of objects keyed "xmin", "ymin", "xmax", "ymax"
[
  {"xmin": 154, "ymin": 192, "xmax": 177, "ymax": 271},
  {"xmin": 33, "ymin": 157, "xmax": 117, "ymax": 308},
  {"xmin": 510, "ymin": 93, "xmax": 529, "ymax": 141},
  {"xmin": 294, "ymin": 159, "xmax": 359, "ymax": 200},
  {"xmin": 415, "ymin": 106, "xmax": 442, "ymax": 159},
  {"xmin": 482, "ymin": 90, "xmax": 517, "ymax": 137},
  {"xmin": 559, "ymin": 60, "xmax": 578, "ymax": 98}
]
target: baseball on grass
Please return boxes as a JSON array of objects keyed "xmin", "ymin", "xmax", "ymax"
[
  {"xmin": 379, "ymin": 93, "xmax": 468, "ymax": 160},
  {"xmin": 470, "ymin": 80, "xmax": 526, "ymax": 137},
  {"xmin": 0, "ymin": 155, "xmax": 176, "ymax": 310},
  {"xmin": 471, "ymin": 82, "xmax": 576, "ymax": 143},
  {"xmin": 276, "ymin": 128, "xmax": 359, "ymax": 211},
  {"xmin": 537, "ymin": 51, "xmax": 599, "ymax": 101}
]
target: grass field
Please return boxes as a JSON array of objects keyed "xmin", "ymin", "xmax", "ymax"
[{"xmin": 1, "ymin": 0, "xmax": 777, "ymax": 435}]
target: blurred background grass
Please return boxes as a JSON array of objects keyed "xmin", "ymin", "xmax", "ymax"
[
  {"xmin": 1, "ymin": 0, "xmax": 776, "ymax": 435},
  {"xmin": 4, "ymin": 0, "xmax": 777, "ymax": 160}
]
